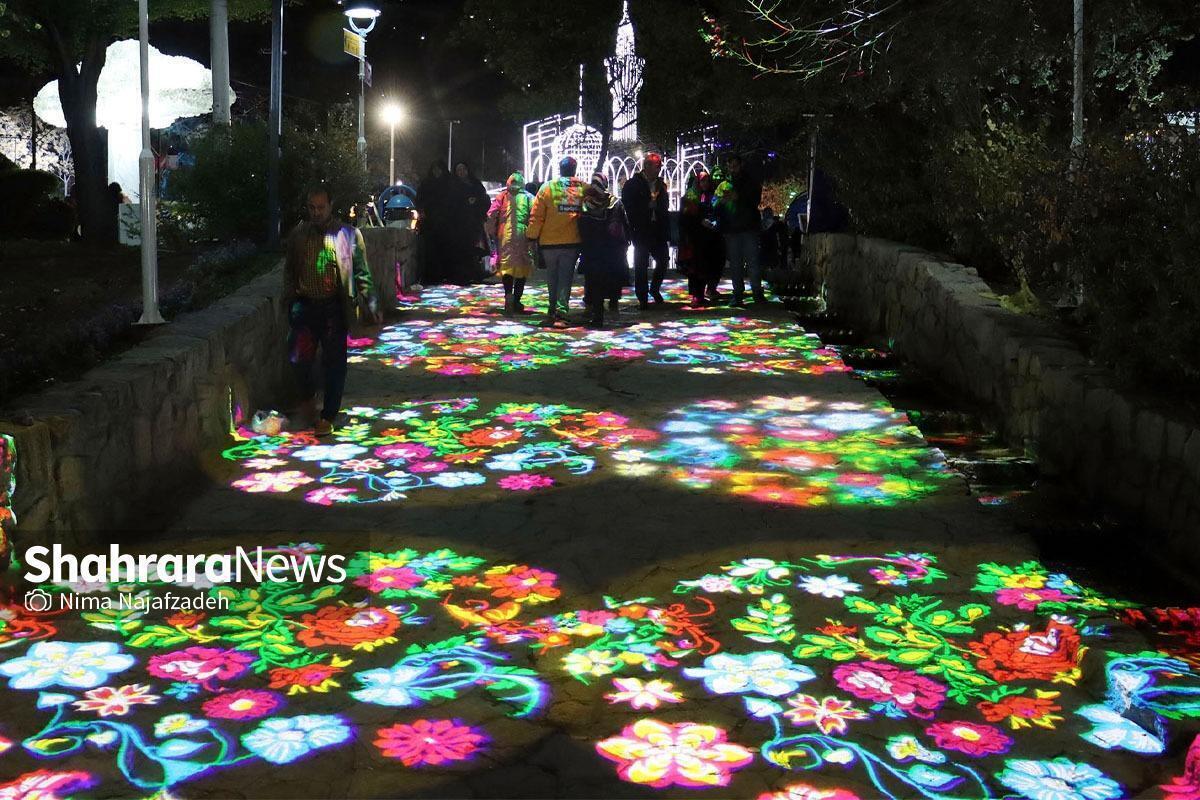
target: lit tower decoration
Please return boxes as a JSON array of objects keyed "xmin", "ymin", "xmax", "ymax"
[
  {"xmin": 550, "ymin": 64, "xmax": 603, "ymax": 181},
  {"xmin": 605, "ymin": 0, "xmax": 644, "ymax": 142},
  {"xmin": 33, "ymin": 40, "xmax": 233, "ymax": 203}
]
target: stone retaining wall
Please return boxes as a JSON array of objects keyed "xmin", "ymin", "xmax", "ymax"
[
  {"xmin": 0, "ymin": 230, "xmax": 414, "ymax": 550},
  {"xmin": 806, "ymin": 234, "xmax": 1200, "ymax": 561}
]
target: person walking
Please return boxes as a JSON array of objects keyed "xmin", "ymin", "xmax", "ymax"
[
  {"xmin": 759, "ymin": 206, "xmax": 789, "ymax": 273},
  {"xmin": 283, "ymin": 185, "xmax": 378, "ymax": 437},
  {"xmin": 485, "ymin": 171, "xmax": 536, "ymax": 316},
  {"xmin": 715, "ymin": 154, "xmax": 765, "ymax": 307},
  {"xmin": 527, "ymin": 156, "xmax": 585, "ymax": 326},
  {"xmin": 677, "ymin": 170, "xmax": 724, "ymax": 307},
  {"xmin": 620, "ymin": 152, "xmax": 670, "ymax": 309},
  {"xmin": 578, "ymin": 173, "xmax": 630, "ymax": 329}
]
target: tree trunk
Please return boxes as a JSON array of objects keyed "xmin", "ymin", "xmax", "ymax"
[{"xmin": 54, "ymin": 30, "xmax": 114, "ymax": 244}]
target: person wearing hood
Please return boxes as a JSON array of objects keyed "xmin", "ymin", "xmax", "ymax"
[
  {"xmin": 678, "ymin": 170, "xmax": 724, "ymax": 307},
  {"xmin": 416, "ymin": 161, "xmax": 453, "ymax": 284},
  {"xmin": 485, "ymin": 171, "xmax": 536, "ymax": 316},
  {"xmin": 578, "ymin": 172, "xmax": 630, "ymax": 329},
  {"xmin": 446, "ymin": 161, "xmax": 490, "ymax": 284}
]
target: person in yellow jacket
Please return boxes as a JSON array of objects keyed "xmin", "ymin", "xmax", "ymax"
[{"xmin": 527, "ymin": 156, "xmax": 585, "ymax": 325}]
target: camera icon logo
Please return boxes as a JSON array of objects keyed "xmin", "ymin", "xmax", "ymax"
[{"xmin": 24, "ymin": 589, "xmax": 53, "ymax": 613}]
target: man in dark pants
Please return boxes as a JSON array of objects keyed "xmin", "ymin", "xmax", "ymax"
[
  {"xmin": 620, "ymin": 152, "xmax": 670, "ymax": 309},
  {"xmin": 715, "ymin": 154, "xmax": 765, "ymax": 307},
  {"xmin": 283, "ymin": 185, "xmax": 376, "ymax": 436}
]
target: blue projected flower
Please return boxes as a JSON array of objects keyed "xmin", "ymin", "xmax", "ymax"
[
  {"xmin": 429, "ymin": 472, "xmax": 487, "ymax": 488},
  {"xmin": 351, "ymin": 664, "xmax": 435, "ymax": 706},
  {"xmin": 241, "ymin": 714, "xmax": 352, "ymax": 764},
  {"xmin": 292, "ymin": 444, "xmax": 369, "ymax": 462},
  {"xmin": 683, "ymin": 651, "xmax": 816, "ymax": 697},
  {"xmin": 0, "ymin": 641, "xmax": 135, "ymax": 690},
  {"xmin": 996, "ymin": 758, "xmax": 1123, "ymax": 800}
]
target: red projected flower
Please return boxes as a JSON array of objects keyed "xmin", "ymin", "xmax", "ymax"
[{"xmin": 374, "ymin": 719, "xmax": 487, "ymax": 766}]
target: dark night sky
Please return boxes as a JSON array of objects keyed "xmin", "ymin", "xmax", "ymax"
[
  {"xmin": 157, "ymin": 0, "xmax": 516, "ymax": 182},
  {"xmin": 0, "ymin": 1, "xmax": 516, "ymax": 183}
]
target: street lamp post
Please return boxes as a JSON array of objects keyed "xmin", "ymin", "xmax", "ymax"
[
  {"xmin": 342, "ymin": 3, "xmax": 381, "ymax": 159},
  {"xmin": 447, "ymin": 119, "xmax": 460, "ymax": 169},
  {"xmin": 381, "ymin": 104, "xmax": 405, "ymax": 185},
  {"xmin": 136, "ymin": 0, "xmax": 163, "ymax": 325}
]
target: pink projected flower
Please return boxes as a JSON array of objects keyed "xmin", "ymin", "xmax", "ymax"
[
  {"xmin": 596, "ymin": 720, "xmax": 754, "ymax": 788},
  {"xmin": 374, "ymin": 443, "xmax": 433, "ymax": 460},
  {"xmin": 431, "ymin": 363, "xmax": 488, "ymax": 376},
  {"xmin": 832, "ymin": 662, "xmax": 946, "ymax": 719},
  {"xmin": 202, "ymin": 689, "xmax": 282, "ymax": 720},
  {"xmin": 924, "ymin": 721, "xmax": 1013, "ymax": 757},
  {"xmin": 0, "ymin": 769, "xmax": 96, "ymax": 800},
  {"xmin": 498, "ymin": 474, "xmax": 554, "ymax": 491},
  {"xmin": 374, "ymin": 719, "xmax": 487, "ymax": 766},
  {"xmin": 232, "ymin": 471, "xmax": 314, "ymax": 493},
  {"xmin": 994, "ymin": 588, "xmax": 1072, "ymax": 611},
  {"xmin": 783, "ymin": 694, "xmax": 869, "ymax": 735},
  {"xmin": 354, "ymin": 567, "xmax": 423, "ymax": 593},
  {"xmin": 305, "ymin": 487, "xmax": 357, "ymax": 506},
  {"xmin": 408, "ymin": 461, "xmax": 448, "ymax": 473},
  {"xmin": 147, "ymin": 647, "xmax": 254, "ymax": 691},
  {"xmin": 72, "ymin": 684, "xmax": 159, "ymax": 717},
  {"xmin": 605, "ymin": 678, "xmax": 685, "ymax": 710},
  {"xmin": 758, "ymin": 784, "xmax": 863, "ymax": 800}
]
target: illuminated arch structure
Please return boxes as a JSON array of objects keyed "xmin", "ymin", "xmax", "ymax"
[{"xmin": 522, "ymin": 2, "xmax": 719, "ymax": 210}]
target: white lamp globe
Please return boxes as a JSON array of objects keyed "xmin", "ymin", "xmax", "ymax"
[{"xmin": 33, "ymin": 40, "xmax": 234, "ymax": 203}]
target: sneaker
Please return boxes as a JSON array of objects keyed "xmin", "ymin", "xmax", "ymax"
[
  {"xmin": 753, "ymin": 293, "xmax": 767, "ymax": 304},
  {"xmin": 730, "ymin": 296, "xmax": 746, "ymax": 308},
  {"xmin": 652, "ymin": 290, "xmax": 665, "ymax": 305},
  {"xmin": 314, "ymin": 418, "xmax": 334, "ymax": 437},
  {"xmin": 502, "ymin": 299, "xmax": 515, "ymax": 317},
  {"xmin": 514, "ymin": 301, "xmax": 526, "ymax": 314},
  {"xmin": 607, "ymin": 298, "xmax": 619, "ymax": 312},
  {"xmin": 537, "ymin": 316, "xmax": 557, "ymax": 327},
  {"xmin": 638, "ymin": 300, "xmax": 650, "ymax": 311}
]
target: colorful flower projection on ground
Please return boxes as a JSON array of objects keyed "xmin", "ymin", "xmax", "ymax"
[
  {"xmin": 222, "ymin": 397, "xmax": 946, "ymax": 509},
  {"xmin": 223, "ymin": 399, "xmax": 656, "ymax": 505},
  {"xmin": 640, "ymin": 396, "xmax": 951, "ymax": 506},
  {"xmin": 350, "ymin": 316, "xmax": 849, "ymax": 377},
  {"xmin": 399, "ymin": 279, "xmax": 731, "ymax": 316},
  {"xmin": 0, "ymin": 434, "xmax": 15, "ymax": 561},
  {"xmin": 1, "ymin": 547, "xmax": 1197, "ymax": 797}
]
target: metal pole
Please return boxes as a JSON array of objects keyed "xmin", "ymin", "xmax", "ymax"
[
  {"xmin": 211, "ymin": 0, "xmax": 231, "ymax": 126},
  {"xmin": 447, "ymin": 120, "xmax": 455, "ymax": 168},
  {"xmin": 136, "ymin": 0, "xmax": 163, "ymax": 325},
  {"xmin": 806, "ymin": 121, "xmax": 817, "ymax": 241},
  {"xmin": 389, "ymin": 121, "xmax": 395, "ymax": 185},
  {"xmin": 357, "ymin": 44, "xmax": 367, "ymax": 158},
  {"xmin": 29, "ymin": 99, "xmax": 36, "ymax": 172},
  {"xmin": 267, "ymin": 0, "xmax": 283, "ymax": 246},
  {"xmin": 1071, "ymin": 0, "xmax": 1085, "ymax": 165}
]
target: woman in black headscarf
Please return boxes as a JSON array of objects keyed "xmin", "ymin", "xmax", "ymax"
[
  {"xmin": 416, "ymin": 160, "xmax": 453, "ymax": 284},
  {"xmin": 444, "ymin": 161, "xmax": 490, "ymax": 285}
]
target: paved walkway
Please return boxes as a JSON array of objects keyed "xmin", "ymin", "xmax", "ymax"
[{"xmin": 1, "ymin": 278, "xmax": 1197, "ymax": 799}]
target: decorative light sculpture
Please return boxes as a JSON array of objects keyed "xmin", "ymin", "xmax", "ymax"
[
  {"xmin": 604, "ymin": 1, "xmax": 644, "ymax": 143},
  {"xmin": 551, "ymin": 64, "xmax": 603, "ymax": 181},
  {"xmin": 33, "ymin": 40, "xmax": 232, "ymax": 202}
]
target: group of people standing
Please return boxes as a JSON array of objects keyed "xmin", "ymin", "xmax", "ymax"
[
  {"xmin": 415, "ymin": 161, "xmax": 491, "ymax": 286},
  {"xmin": 481, "ymin": 151, "xmax": 770, "ymax": 328}
]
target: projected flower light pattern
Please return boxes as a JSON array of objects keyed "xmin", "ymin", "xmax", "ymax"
[
  {"xmin": 399, "ymin": 279, "xmax": 734, "ymax": 316},
  {"xmin": 642, "ymin": 396, "xmax": 951, "ymax": 506},
  {"xmin": 0, "ymin": 546, "xmax": 1197, "ymax": 796},
  {"xmin": 350, "ymin": 317, "xmax": 849, "ymax": 377},
  {"xmin": 223, "ymin": 399, "xmax": 658, "ymax": 505}
]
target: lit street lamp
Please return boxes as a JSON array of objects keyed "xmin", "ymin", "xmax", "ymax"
[
  {"xmin": 381, "ymin": 104, "xmax": 406, "ymax": 186},
  {"xmin": 342, "ymin": 2, "xmax": 381, "ymax": 159}
]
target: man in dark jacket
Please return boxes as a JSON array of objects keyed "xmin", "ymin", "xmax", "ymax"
[
  {"xmin": 715, "ymin": 154, "xmax": 765, "ymax": 306},
  {"xmin": 620, "ymin": 151, "xmax": 670, "ymax": 309}
]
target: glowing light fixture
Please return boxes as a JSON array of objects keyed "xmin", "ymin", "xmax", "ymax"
[{"xmin": 33, "ymin": 40, "xmax": 230, "ymax": 203}]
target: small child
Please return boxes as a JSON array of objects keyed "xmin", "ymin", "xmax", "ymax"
[{"xmin": 484, "ymin": 172, "xmax": 536, "ymax": 316}]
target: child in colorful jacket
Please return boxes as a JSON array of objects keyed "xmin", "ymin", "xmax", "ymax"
[{"xmin": 485, "ymin": 171, "xmax": 535, "ymax": 316}]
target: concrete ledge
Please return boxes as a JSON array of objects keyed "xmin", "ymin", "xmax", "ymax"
[{"xmin": 807, "ymin": 234, "xmax": 1200, "ymax": 560}]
